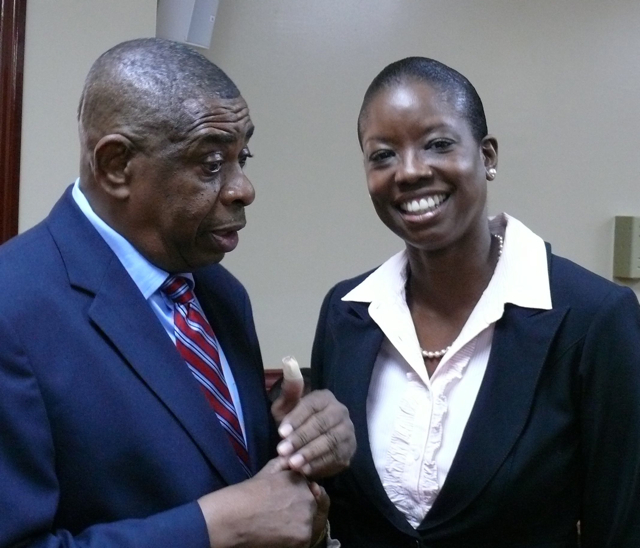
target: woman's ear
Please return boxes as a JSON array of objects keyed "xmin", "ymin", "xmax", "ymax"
[
  {"xmin": 481, "ymin": 135, "xmax": 498, "ymax": 171},
  {"xmin": 92, "ymin": 134, "xmax": 136, "ymax": 200}
]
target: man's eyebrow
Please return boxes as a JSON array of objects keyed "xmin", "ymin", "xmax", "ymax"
[
  {"xmin": 188, "ymin": 124, "xmax": 255, "ymax": 147},
  {"xmin": 194, "ymin": 132, "xmax": 236, "ymax": 145}
]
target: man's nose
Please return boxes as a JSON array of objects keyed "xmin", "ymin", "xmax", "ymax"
[{"xmin": 221, "ymin": 167, "xmax": 255, "ymax": 207}]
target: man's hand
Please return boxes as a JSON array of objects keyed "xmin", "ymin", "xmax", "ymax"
[
  {"xmin": 198, "ymin": 457, "xmax": 317, "ymax": 548},
  {"xmin": 276, "ymin": 389, "xmax": 356, "ymax": 479},
  {"xmin": 309, "ymin": 482, "xmax": 330, "ymax": 547},
  {"xmin": 271, "ymin": 356, "xmax": 305, "ymax": 426}
]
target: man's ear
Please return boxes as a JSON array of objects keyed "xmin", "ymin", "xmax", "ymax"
[
  {"xmin": 92, "ymin": 134, "xmax": 136, "ymax": 200},
  {"xmin": 481, "ymin": 135, "xmax": 498, "ymax": 171}
]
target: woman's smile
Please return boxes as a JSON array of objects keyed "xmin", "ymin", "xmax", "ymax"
[{"xmin": 397, "ymin": 192, "xmax": 450, "ymax": 224}]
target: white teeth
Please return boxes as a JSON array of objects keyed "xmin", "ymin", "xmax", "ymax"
[{"xmin": 400, "ymin": 194, "xmax": 447, "ymax": 214}]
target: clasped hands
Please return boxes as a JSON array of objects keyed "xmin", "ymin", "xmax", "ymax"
[
  {"xmin": 199, "ymin": 361, "xmax": 355, "ymax": 548},
  {"xmin": 271, "ymin": 358, "xmax": 355, "ymax": 479},
  {"xmin": 265, "ymin": 361, "xmax": 354, "ymax": 546}
]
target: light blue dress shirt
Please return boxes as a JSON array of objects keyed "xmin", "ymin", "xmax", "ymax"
[{"xmin": 72, "ymin": 179, "xmax": 246, "ymax": 438}]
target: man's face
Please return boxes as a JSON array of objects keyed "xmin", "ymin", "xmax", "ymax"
[{"xmin": 123, "ymin": 94, "xmax": 255, "ymax": 273}]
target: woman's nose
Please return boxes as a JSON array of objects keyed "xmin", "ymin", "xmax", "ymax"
[{"xmin": 395, "ymin": 151, "xmax": 432, "ymax": 185}]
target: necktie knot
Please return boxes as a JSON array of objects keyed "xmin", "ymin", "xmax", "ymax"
[{"xmin": 161, "ymin": 275, "xmax": 195, "ymax": 306}]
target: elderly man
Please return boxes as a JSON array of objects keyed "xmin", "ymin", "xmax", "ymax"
[{"xmin": 0, "ymin": 39, "xmax": 353, "ymax": 547}]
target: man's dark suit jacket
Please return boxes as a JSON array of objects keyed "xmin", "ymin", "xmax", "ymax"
[
  {"xmin": 312, "ymin": 249, "xmax": 640, "ymax": 548},
  {"xmin": 0, "ymin": 188, "xmax": 275, "ymax": 547}
]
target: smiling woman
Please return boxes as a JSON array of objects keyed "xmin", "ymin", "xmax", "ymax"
[
  {"xmin": 311, "ymin": 57, "xmax": 640, "ymax": 547},
  {"xmin": 0, "ymin": 0, "xmax": 27, "ymax": 244}
]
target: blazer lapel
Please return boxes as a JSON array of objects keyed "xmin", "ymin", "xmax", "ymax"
[
  {"xmin": 332, "ymin": 301, "xmax": 419, "ymax": 536},
  {"xmin": 421, "ymin": 303, "xmax": 568, "ymax": 529},
  {"xmin": 89, "ymin": 261, "xmax": 250, "ymax": 486},
  {"xmin": 48, "ymin": 189, "xmax": 248, "ymax": 486}
]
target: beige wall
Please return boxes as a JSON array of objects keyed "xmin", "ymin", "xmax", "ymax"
[
  {"xmin": 19, "ymin": 0, "xmax": 157, "ymax": 230},
  {"xmin": 19, "ymin": 1, "xmax": 640, "ymax": 368}
]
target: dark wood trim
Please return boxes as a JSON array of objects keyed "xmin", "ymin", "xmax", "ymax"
[
  {"xmin": 265, "ymin": 369, "xmax": 283, "ymax": 391},
  {"xmin": 0, "ymin": 0, "xmax": 27, "ymax": 244}
]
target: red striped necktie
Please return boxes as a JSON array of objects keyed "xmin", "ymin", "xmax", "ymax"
[{"xmin": 161, "ymin": 275, "xmax": 251, "ymax": 476}]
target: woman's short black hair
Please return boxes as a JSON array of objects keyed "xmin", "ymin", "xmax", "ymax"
[{"xmin": 357, "ymin": 57, "xmax": 488, "ymax": 146}]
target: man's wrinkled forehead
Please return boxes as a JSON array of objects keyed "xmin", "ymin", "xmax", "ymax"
[{"xmin": 177, "ymin": 94, "xmax": 253, "ymax": 144}]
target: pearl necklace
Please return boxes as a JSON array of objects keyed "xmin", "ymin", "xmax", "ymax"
[
  {"xmin": 420, "ymin": 233, "xmax": 504, "ymax": 361},
  {"xmin": 421, "ymin": 346, "xmax": 450, "ymax": 360}
]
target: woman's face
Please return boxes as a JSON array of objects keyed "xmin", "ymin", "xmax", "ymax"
[{"xmin": 360, "ymin": 79, "xmax": 497, "ymax": 254}]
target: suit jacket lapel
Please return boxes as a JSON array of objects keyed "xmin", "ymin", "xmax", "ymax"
[
  {"xmin": 47, "ymin": 189, "xmax": 248, "ymax": 486},
  {"xmin": 421, "ymin": 303, "xmax": 568, "ymax": 529},
  {"xmin": 332, "ymin": 300, "xmax": 419, "ymax": 536}
]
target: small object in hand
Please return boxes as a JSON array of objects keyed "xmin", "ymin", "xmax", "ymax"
[{"xmin": 282, "ymin": 355, "xmax": 303, "ymax": 381}]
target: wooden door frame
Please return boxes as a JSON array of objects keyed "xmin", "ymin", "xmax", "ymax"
[{"xmin": 0, "ymin": 0, "xmax": 27, "ymax": 244}]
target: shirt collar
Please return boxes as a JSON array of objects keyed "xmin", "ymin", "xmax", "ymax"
[
  {"xmin": 488, "ymin": 213, "xmax": 552, "ymax": 312},
  {"xmin": 342, "ymin": 213, "xmax": 552, "ymax": 313},
  {"xmin": 72, "ymin": 179, "xmax": 193, "ymax": 299}
]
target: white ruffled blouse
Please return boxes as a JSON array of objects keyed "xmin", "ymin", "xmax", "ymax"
[{"xmin": 341, "ymin": 214, "xmax": 552, "ymax": 528}]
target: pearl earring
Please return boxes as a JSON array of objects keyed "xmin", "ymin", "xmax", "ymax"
[{"xmin": 487, "ymin": 168, "xmax": 497, "ymax": 180}]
